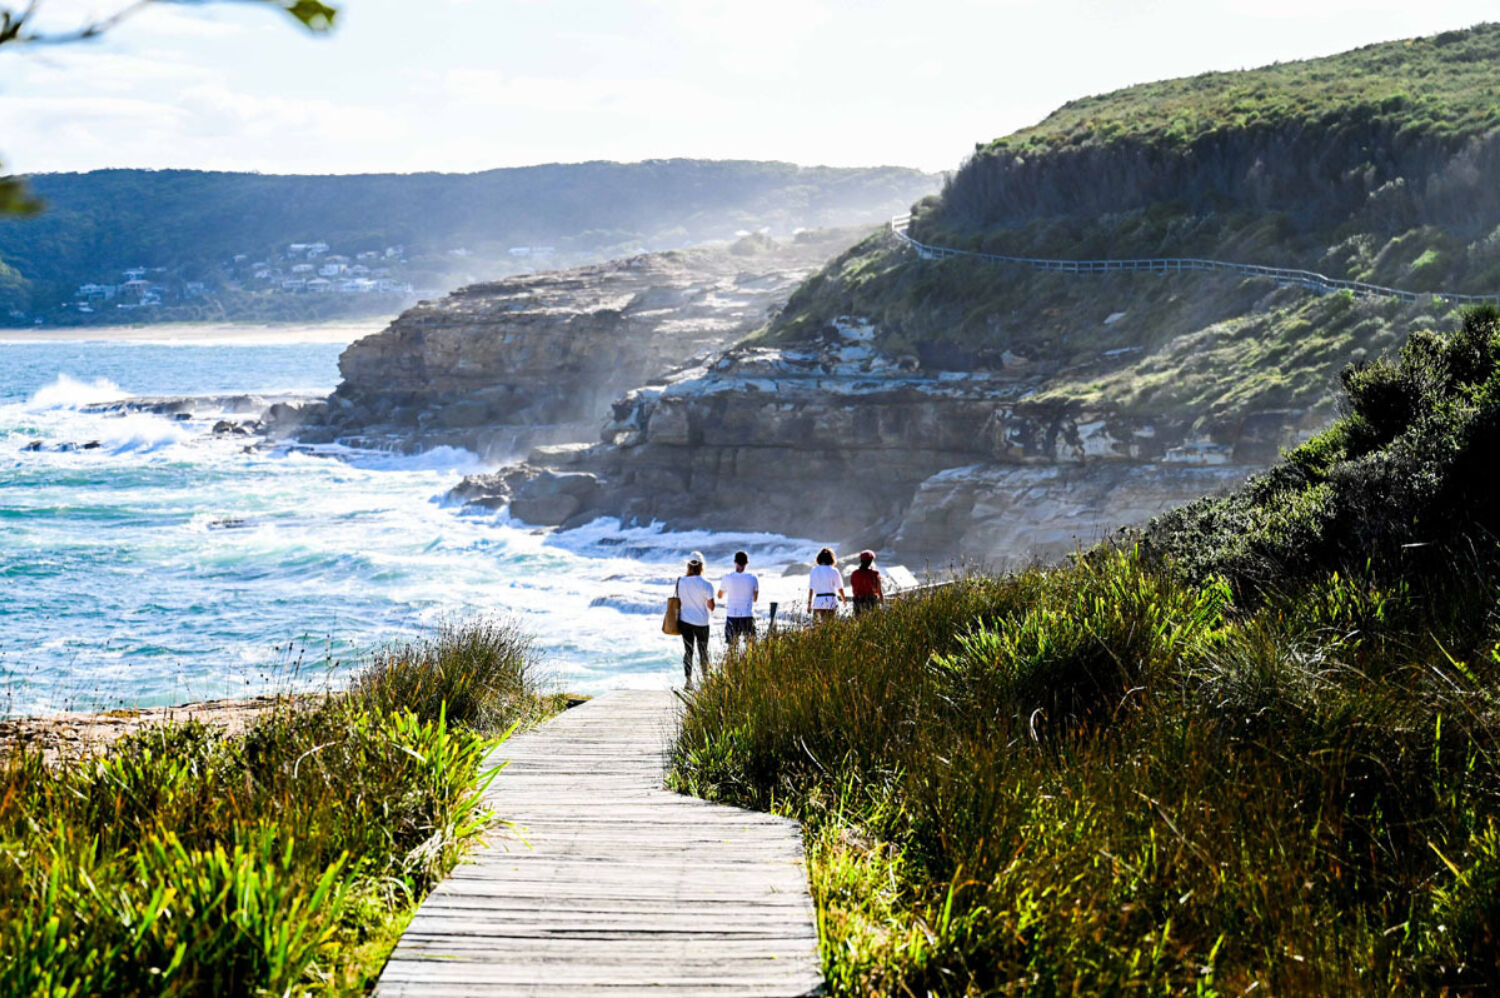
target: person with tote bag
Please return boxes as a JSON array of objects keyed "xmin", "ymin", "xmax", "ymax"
[{"xmin": 671, "ymin": 551, "xmax": 715, "ymax": 688}]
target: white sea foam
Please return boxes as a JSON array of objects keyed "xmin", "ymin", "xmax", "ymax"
[
  {"xmin": 343, "ymin": 444, "xmax": 483, "ymax": 474},
  {"xmin": 26, "ymin": 373, "xmax": 133, "ymax": 410},
  {"xmin": 551, "ymin": 515, "xmax": 819, "ymax": 567},
  {"xmin": 101, "ymin": 414, "xmax": 196, "ymax": 454},
  {"xmin": 1, "ymin": 346, "xmax": 831, "ymax": 715}
]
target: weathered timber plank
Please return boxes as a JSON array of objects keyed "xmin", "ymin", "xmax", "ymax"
[
  {"xmin": 375, "ymin": 689, "xmax": 823, "ymax": 997},
  {"xmin": 380, "ymin": 966, "xmax": 824, "ymax": 987},
  {"xmin": 379, "ymin": 988, "xmax": 815, "ymax": 998}
]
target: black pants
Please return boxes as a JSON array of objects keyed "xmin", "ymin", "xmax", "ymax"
[
  {"xmin": 725, "ymin": 615, "xmax": 756, "ymax": 652},
  {"xmin": 853, "ymin": 596, "xmax": 879, "ymax": 616},
  {"xmin": 680, "ymin": 622, "xmax": 710, "ymax": 681}
]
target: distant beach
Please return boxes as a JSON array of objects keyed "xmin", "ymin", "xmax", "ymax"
[{"xmin": 0, "ymin": 319, "xmax": 387, "ymax": 346}]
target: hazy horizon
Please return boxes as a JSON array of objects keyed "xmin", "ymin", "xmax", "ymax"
[
  {"xmin": 2, "ymin": 0, "xmax": 1497, "ymax": 178},
  {"xmin": 15, "ymin": 157, "xmax": 940, "ymax": 179}
]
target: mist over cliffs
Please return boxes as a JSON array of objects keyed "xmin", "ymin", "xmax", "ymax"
[
  {"xmin": 0, "ymin": 160, "xmax": 938, "ymax": 324},
  {"xmin": 314, "ymin": 24, "xmax": 1500, "ymax": 566}
]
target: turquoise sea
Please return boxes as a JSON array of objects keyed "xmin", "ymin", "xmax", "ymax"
[{"xmin": 0, "ymin": 331, "xmax": 813, "ymax": 715}]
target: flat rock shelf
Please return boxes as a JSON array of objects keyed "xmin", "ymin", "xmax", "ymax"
[{"xmin": 376, "ymin": 689, "xmax": 825, "ymax": 997}]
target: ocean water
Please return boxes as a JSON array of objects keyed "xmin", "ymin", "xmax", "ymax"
[{"xmin": 0, "ymin": 334, "xmax": 819, "ymax": 716}]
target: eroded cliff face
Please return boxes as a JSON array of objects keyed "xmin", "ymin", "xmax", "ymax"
[
  {"xmin": 285, "ymin": 231, "xmax": 861, "ymax": 460},
  {"xmin": 452, "ymin": 306, "xmax": 1329, "ymax": 564},
  {"xmin": 352, "ymin": 229, "xmax": 1433, "ymax": 565}
]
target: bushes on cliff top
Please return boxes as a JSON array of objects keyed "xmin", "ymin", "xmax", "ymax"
[
  {"xmin": 0, "ymin": 618, "xmax": 548, "ymax": 996},
  {"xmin": 673, "ymin": 311, "xmax": 1500, "ymax": 994},
  {"xmin": 1145, "ymin": 303, "xmax": 1500, "ymax": 596}
]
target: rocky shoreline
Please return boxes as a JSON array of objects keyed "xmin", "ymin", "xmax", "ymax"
[
  {"xmin": 248, "ymin": 232, "xmax": 1337, "ymax": 566},
  {"xmin": 268, "ymin": 230, "xmax": 867, "ymax": 461},
  {"xmin": 449, "ymin": 318, "xmax": 1313, "ymax": 564}
]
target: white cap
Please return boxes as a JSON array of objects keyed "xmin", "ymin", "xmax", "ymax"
[{"xmin": 687, "ymin": 550, "xmax": 706, "ymax": 565}]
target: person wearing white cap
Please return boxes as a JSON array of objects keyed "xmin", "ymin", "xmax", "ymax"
[{"xmin": 675, "ymin": 550, "xmax": 715, "ymax": 688}]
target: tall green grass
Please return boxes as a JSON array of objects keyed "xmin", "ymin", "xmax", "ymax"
[
  {"xmin": 351, "ymin": 618, "xmax": 548, "ymax": 730},
  {"xmin": 673, "ymin": 310, "xmax": 1500, "ymax": 994},
  {"xmin": 676, "ymin": 556, "xmax": 1500, "ymax": 994},
  {"xmin": 0, "ymin": 617, "xmax": 549, "ymax": 996}
]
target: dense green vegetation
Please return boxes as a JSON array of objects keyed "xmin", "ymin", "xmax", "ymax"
[
  {"xmin": 0, "ymin": 619, "xmax": 552, "ymax": 995},
  {"xmin": 674, "ymin": 309, "xmax": 1500, "ymax": 994},
  {"xmin": 0, "ymin": 161, "xmax": 936, "ymax": 323},
  {"xmin": 939, "ymin": 24, "xmax": 1500, "ymax": 239},
  {"xmin": 763, "ymin": 25, "xmax": 1500, "ymax": 432},
  {"xmin": 1032, "ymin": 286, "xmax": 1458, "ymax": 419},
  {"xmin": 991, "ymin": 24, "xmax": 1500, "ymax": 155},
  {"xmin": 764, "ymin": 225, "xmax": 1462, "ymax": 419}
]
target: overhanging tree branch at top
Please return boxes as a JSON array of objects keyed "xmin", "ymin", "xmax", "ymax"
[
  {"xmin": 0, "ymin": 0, "xmax": 338, "ymax": 216},
  {"xmin": 0, "ymin": 0, "xmax": 335, "ymax": 48}
]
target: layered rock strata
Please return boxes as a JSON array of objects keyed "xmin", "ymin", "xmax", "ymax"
[
  {"xmin": 280, "ymin": 233, "xmax": 862, "ymax": 460},
  {"xmin": 453, "ymin": 319, "xmax": 1323, "ymax": 564}
]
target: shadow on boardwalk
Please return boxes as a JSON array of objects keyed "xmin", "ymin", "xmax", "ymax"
[{"xmin": 377, "ymin": 689, "xmax": 824, "ymax": 997}]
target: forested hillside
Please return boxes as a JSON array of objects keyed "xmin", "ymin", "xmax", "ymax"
[
  {"xmin": 760, "ymin": 24, "xmax": 1500, "ymax": 426},
  {"xmin": 932, "ymin": 22, "xmax": 1500, "ymax": 275},
  {"xmin": 0, "ymin": 160, "xmax": 936, "ymax": 324}
]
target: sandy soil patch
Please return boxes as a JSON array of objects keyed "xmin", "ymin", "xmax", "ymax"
[{"xmin": 0, "ymin": 695, "xmax": 315, "ymax": 764}]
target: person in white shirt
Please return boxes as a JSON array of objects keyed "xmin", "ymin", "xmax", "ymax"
[
  {"xmin": 717, "ymin": 550, "xmax": 759, "ymax": 656},
  {"xmin": 806, "ymin": 546, "xmax": 845, "ymax": 623},
  {"xmin": 675, "ymin": 550, "xmax": 716, "ymax": 687}
]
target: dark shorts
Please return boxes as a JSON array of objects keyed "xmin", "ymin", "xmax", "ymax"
[{"xmin": 725, "ymin": 616, "xmax": 757, "ymax": 641}]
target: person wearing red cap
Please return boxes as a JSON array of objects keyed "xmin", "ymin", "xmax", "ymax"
[{"xmin": 849, "ymin": 550, "xmax": 883, "ymax": 616}]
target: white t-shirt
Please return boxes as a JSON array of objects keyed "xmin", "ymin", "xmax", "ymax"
[
  {"xmin": 676, "ymin": 574, "xmax": 715, "ymax": 627},
  {"xmin": 808, "ymin": 564, "xmax": 843, "ymax": 610},
  {"xmin": 718, "ymin": 571, "xmax": 759, "ymax": 618}
]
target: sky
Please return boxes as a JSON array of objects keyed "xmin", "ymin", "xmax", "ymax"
[{"xmin": 1, "ymin": 0, "xmax": 1497, "ymax": 177}]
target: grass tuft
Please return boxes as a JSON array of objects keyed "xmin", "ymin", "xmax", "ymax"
[{"xmin": 351, "ymin": 618, "xmax": 548, "ymax": 731}]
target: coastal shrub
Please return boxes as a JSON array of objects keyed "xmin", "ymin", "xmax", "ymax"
[
  {"xmin": 674, "ymin": 315, "xmax": 1500, "ymax": 994},
  {"xmin": 926, "ymin": 549, "xmax": 1228, "ymax": 723},
  {"xmin": 351, "ymin": 617, "xmax": 546, "ymax": 732},
  {"xmin": 1146, "ymin": 304, "xmax": 1500, "ymax": 594},
  {"xmin": 0, "ymin": 619, "xmax": 550, "ymax": 996}
]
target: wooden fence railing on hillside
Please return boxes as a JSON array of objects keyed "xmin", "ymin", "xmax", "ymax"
[{"xmin": 888, "ymin": 214, "xmax": 1500, "ymax": 305}]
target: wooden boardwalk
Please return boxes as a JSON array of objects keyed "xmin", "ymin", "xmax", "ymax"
[{"xmin": 376, "ymin": 689, "xmax": 824, "ymax": 997}]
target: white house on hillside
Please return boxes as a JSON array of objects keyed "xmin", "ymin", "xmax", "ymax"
[{"xmin": 76, "ymin": 283, "xmax": 118, "ymax": 302}]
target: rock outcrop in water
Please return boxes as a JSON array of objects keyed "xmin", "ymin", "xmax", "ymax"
[
  {"xmin": 284, "ymin": 231, "xmax": 864, "ymax": 461},
  {"xmin": 450, "ymin": 288, "xmax": 1324, "ymax": 562}
]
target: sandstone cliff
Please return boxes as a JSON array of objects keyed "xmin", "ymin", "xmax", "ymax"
[
  {"xmin": 450, "ymin": 271, "xmax": 1347, "ymax": 564},
  {"xmin": 283, "ymin": 230, "xmax": 864, "ymax": 460}
]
